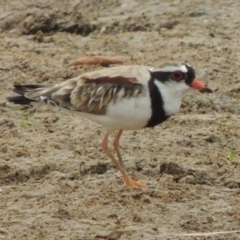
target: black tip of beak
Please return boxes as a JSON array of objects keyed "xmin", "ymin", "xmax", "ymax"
[{"xmin": 200, "ymin": 88, "xmax": 213, "ymax": 93}]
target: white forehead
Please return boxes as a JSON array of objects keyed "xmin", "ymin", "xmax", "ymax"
[{"xmin": 151, "ymin": 64, "xmax": 188, "ymax": 73}]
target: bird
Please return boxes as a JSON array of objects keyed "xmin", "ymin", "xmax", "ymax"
[{"xmin": 7, "ymin": 62, "xmax": 212, "ymax": 188}]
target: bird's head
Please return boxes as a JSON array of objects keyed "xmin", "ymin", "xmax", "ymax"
[{"xmin": 150, "ymin": 62, "xmax": 212, "ymax": 95}]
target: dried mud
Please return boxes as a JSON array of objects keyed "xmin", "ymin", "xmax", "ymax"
[{"xmin": 0, "ymin": 0, "xmax": 240, "ymax": 239}]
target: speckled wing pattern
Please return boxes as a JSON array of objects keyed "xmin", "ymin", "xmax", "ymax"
[
  {"xmin": 9, "ymin": 66, "xmax": 150, "ymax": 115},
  {"xmin": 70, "ymin": 79, "xmax": 143, "ymax": 114}
]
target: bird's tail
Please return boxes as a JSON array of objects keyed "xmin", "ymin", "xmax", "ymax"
[
  {"xmin": 7, "ymin": 84, "xmax": 59, "ymax": 106},
  {"xmin": 7, "ymin": 78, "xmax": 78, "ymax": 108}
]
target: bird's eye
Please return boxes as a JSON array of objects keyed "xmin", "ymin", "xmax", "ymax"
[{"xmin": 171, "ymin": 71, "xmax": 184, "ymax": 81}]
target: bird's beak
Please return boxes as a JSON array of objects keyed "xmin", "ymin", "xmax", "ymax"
[{"xmin": 190, "ymin": 79, "xmax": 213, "ymax": 93}]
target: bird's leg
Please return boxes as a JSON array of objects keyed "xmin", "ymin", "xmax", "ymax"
[
  {"xmin": 102, "ymin": 131, "xmax": 128, "ymax": 176},
  {"xmin": 113, "ymin": 130, "xmax": 125, "ymax": 169},
  {"xmin": 102, "ymin": 131, "xmax": 148, "ymax": 188}
]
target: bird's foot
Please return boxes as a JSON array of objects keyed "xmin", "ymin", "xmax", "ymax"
[{"xmin": 123, "ymin": 175, "xmax": 149, "ymax": 188}]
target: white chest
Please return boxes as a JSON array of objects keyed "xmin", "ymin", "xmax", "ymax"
[{"xmin": 153, "ymin": 80, "xmax": 189, "ymax": 116}]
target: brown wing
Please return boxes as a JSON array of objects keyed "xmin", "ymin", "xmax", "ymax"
[
  {"xmin": 70, "ymin": 80, "xmax": 143, "ymax": 115},
  {"xmin": 69, "ymin": 66, "xmax": 151, "ymax": 114},
  {"xmin": 8, "ymin": 66, "xmax": 149, "ymax": 115}
]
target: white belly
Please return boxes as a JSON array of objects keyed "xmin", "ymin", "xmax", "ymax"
[{"xmin": 78, "ymin": 94, "xmax": 151, "ymax": 131}]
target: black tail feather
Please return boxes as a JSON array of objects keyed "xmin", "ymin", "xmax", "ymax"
[
  {"xmin": 7, "ymin": 84, "xmax": 42, "ymax": 105},
  {"xmin": 7, "ymin": 95, "xmax": 35, "ymax": 105},
  {"xmin": 7, "ymin": 83, "xmax": 60, "ymax": 106},
  {"xmin": 12, "ymin": 85, "xmax": 27, "ymax": 96},
  {"xmin": 13, "ymin": 84, "xmax": 50, "ymax": 89}
]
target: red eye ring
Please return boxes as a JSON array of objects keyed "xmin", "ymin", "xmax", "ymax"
[{"xmin": 171, "ymin": 71, "xmax": 184, "ymax": 81}]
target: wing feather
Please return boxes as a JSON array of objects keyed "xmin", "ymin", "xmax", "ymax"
[{"xmin": 7, "ymin": 65, "xmax": 150, "ymax": 114}]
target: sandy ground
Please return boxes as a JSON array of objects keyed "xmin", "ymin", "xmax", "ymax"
[{"xmin": 0, "ymin": 0, "xmax": 240, "ymax": 239}]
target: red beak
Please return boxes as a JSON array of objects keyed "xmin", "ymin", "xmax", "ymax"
[{"xmin": 190, "ymin": 79, "xmax": 213, "ymax": 93}]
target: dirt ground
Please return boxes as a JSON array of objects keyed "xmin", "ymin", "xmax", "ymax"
[{"xmin": 0, "ymin": 0, "xmax": 240, "ymax": 239}]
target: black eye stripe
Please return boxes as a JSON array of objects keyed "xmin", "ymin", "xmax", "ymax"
[{"xmin": 150, "ymin": 64, "xmax": 196, "ymax": 85}]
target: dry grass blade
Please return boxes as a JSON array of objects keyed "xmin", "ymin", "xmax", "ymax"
[
  {"xmin": 69, "ymin": 56, "xmax": 127, "ymax": 67},
  {"xmin": 95, "ymin": 230, "xmax": 123, "ymax": 240},
  {"xmin": 182, "ymin": 230, "xmax": 240, "ymax": 236},
  {"xmin": 161, "ymin": 230, "xmax": 240, "ymax": 237}
]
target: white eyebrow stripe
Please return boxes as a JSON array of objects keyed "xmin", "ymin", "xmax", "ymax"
[{"xmin": 151, "ymin": 65, "xmax": 188, "ymax": 73}]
